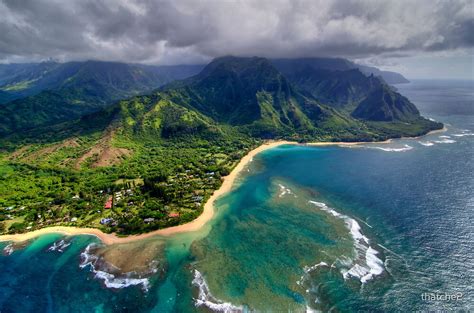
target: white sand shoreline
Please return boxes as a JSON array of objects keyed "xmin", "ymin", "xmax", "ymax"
[{"xmin": 0, "ymin": 130, "xmax": 443, "ymax": 245}]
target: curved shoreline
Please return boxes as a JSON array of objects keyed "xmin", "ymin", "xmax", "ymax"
[
  {"xmin": 0, "ymin": 141, "xmax": 291, "ymax": 245},
  {"xmin": 0, "ymin": 130, "xmax": 445, "ymax": 245}
]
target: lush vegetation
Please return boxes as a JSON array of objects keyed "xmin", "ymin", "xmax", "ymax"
[
  {"xmin": 0, "ymin": 56, "xmax": 442, "ymax": 236},
  {"xmin": 0, "ymin": 61, "xmax": 203, "ymax": 135},
  {"xmin": 0, "ymin": 134, "xmax": 258, "ymax": 235}
]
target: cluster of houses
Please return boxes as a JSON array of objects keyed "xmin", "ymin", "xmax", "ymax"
[
  {"xmin": 97, "ymin": 186, "xmax": 183, "ymax": 227},
  {"xmin": 102, "ymin": 189, "xmax": 135, "ymax": 210}
]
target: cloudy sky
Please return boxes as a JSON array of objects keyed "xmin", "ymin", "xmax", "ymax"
[{"xmin": 1, "ymin": 0, "xmax": 473, "ymax": 79}]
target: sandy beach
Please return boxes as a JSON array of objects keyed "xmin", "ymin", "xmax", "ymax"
[
  {"xmin": 0, "ymin": 135, "xmax": 435, "ymax": 245},
  {"xmin": 0, "ymin": 140, "xmax": 291, "ymax": 245}
]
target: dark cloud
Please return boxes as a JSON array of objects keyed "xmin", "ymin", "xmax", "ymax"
[{"xmin": 0, "ymin": 0, "xmax": 472, "ymax": 64}]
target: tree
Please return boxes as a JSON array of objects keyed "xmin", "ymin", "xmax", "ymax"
[{"xmin": 9, "ymin": 222, "xmax": 26, "ymax": 233}]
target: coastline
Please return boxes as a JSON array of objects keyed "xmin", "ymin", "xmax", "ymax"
[
  {"xmin": 0, "ymin": 133, "xmax": 438, "ymax": 245},
  {"xmin": 0, "ymin": 140, "xmax": 291, "ymax": 245}
]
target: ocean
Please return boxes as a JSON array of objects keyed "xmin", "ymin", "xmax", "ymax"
[{"xmin": 1, "ymin": 80, "xmax": 473, "ymax": 312}]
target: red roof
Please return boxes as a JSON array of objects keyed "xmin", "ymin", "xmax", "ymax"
[
  {"xmin": 104, "ymin": 196, "xmax": 112, "ymax": 209},
  {"xmin": 168, "ymin": 212, "xmax": 180, "ymax": 218}
]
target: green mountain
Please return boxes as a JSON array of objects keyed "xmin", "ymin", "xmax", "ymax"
[
  {"xmin": 164, "ymin": 57, "xmax": 314, "ymax": 134},
  {"xmin": 119, "ymin": 93, "xmax": 221, "ymax": 141},
  {"xmin": 1, "ymin": 56, "xmax": 441, "ymax": 143},
  {"xmin": 0, "ymin": 61, "xmax": 202, "ymax": 136},
  {"xmin": 275, "ymin": 66, "xmax": 382, "ymax": 108},
  {"xmin": 0, "ymin": 57, "xmax": 414, "ymax": 138},
  {"xmin": 0, "ymin": 61, "xmax": 78, "ymax": 102},
  {"xmin": 272, "ymin": 58, "xmax": 426, "ymax": 127},
  {"xmin": 159, "ymin": 56, "xmax": 370, "ymax": 139},
  {"xmin": 0, "ymin": 61, "xmax": 203, "ymax": 104},
  {"xmin": 352, "ymin": 84, "xmax": 420, "ymax": 121}
]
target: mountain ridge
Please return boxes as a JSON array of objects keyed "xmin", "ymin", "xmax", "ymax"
[
  {"xmin": 0, "ymin": 61, "xmax": 203, "ymax": 136},
  {"xmin": 0, "ymin": 56, "xmax": 440, "ymax": 144},
  {"xmin": 0, "ymin": 56, "xmax": 443, "ymax": 236}
]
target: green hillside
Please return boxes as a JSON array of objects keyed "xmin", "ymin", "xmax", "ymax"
[
  {"xmin": 352, "ymin": 84, "xmax": 420, "ymax": 121},
  {"xmin": 0, "ymin": 56, "xmax": 442, "ymax": 236},
  {"xmin": 0, "ymin": 61, "xmax": 202, "ymax": 136}
]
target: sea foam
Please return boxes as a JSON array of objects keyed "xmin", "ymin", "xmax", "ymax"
[
  {"xmin": 452, "ymin": 132, "xmax": 474, "ymax": 137},
  {"xmin": 278, "ymin": 184, "xmax": 296, "ymax": 198},
  {"xmin": 418, "ymin": 141, "xmax": 434, "ymax": 146},
  {"xmin": 47, "ymin": 239, "xmax": 71, "ymax": 253},
  {"xmin": 305, "ymin": 306, "xmax": 320, "ymax": 313},
  {"xmin": 308, "ymin": 201, "xmax": 384, "ymax": 284},
  {"xmin": 368, "ymin": 144, "xmax": 413, "ymax": 152},
  {"xmin": 79, "ymin": 244, "xmax": 153, "ymax": 291},
  {"xmin": 303, "ymin": 262, "xmax": 328, "ymax": 274},
  {"xmin": 2, "ymin": 243, "xmax": 14, "ymax": 256},
  {"xmin": 434, "ymin": 138, "xmax": 456, "ymax": 144},
  {"xmin": 298, "ymin": 261, "xmax": 330, "ymax": 287},
  {"xmin": 192, "ymin": 269, "xmax": 243, "ymax": 312}
]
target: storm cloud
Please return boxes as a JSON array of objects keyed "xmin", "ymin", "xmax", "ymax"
[{"xmin": 0, "ymin": 0, "xmax": 472, "ymax": 64}]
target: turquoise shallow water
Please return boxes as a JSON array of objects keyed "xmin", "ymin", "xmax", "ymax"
[{"xmin": 1, "ymin": 80, "xmax": 473, "ymax": 312}]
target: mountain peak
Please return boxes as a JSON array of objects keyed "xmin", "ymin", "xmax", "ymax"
[{"xmin": 199, "ymin": 56, "xmax": 275, "ymax": 77}]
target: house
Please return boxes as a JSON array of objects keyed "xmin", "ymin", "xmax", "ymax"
[
  {"xmin": 193, "ymin": 195, "xmax": 204, "ymax": 201},
  {"xmin": 100, "ymin": 218, "xmax": 114, "ymax": 225},
  {"xmin": 168, "ymin": 212, "xmax": 180, "ymax": 218},
  {"xmin": 104, "ymin": 196, "xmax": 113, "ymax": 209}
]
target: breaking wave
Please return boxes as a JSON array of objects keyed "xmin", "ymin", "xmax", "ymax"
[
  {"xmin": 306, "ymin": 306, "xmax": 320, "ymax": 313},
  {"xmin": 297, "ymin": 261, "xmax": 330, "ymax": 287},
  {"xmin": 452, "ymin": 129, "xmax": 474, "ymax": 137},
  {"xmin": 192, "ymin": 269, "xmax": 243, "ymax": 312},
  {"xmin": 434, "ymin": 137, "xmax": 456, "ymax": 144},
  {"xmin": 2, "ymin": 243, "xmax": 14, "ymax": 256},
  {"xmin": 452, "ymin": 133, "xmax": 474, "ymax": 137},
  {"xmin": 418, "ymin": 141, "xmax": 434, "ymax": 146},
  {"xmin": 308, "ymin": 201, "xmax": 384, "ymax": 284},
  {"xmin": 47, "ymin": 239, "xmax": 71, "ymax": 253},
  {"xmin": 79, "ymin": 244, "xmax": 154, "ymax": 291},
  {"xmin": 303, "ymin": 262, "xmax": 329, "ymax": 274},
  {"xmin": 368, "ymin": 144, "xmax": 413, "ymax": 152},
  {"xmin": 278, "ymin": 183, "xmax": 296, "ymax": 198}
]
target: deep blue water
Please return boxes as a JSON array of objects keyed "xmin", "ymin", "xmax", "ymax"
[{"xmin": 1, "ymin": 80, "xmax": 473, "ymax": 312}]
